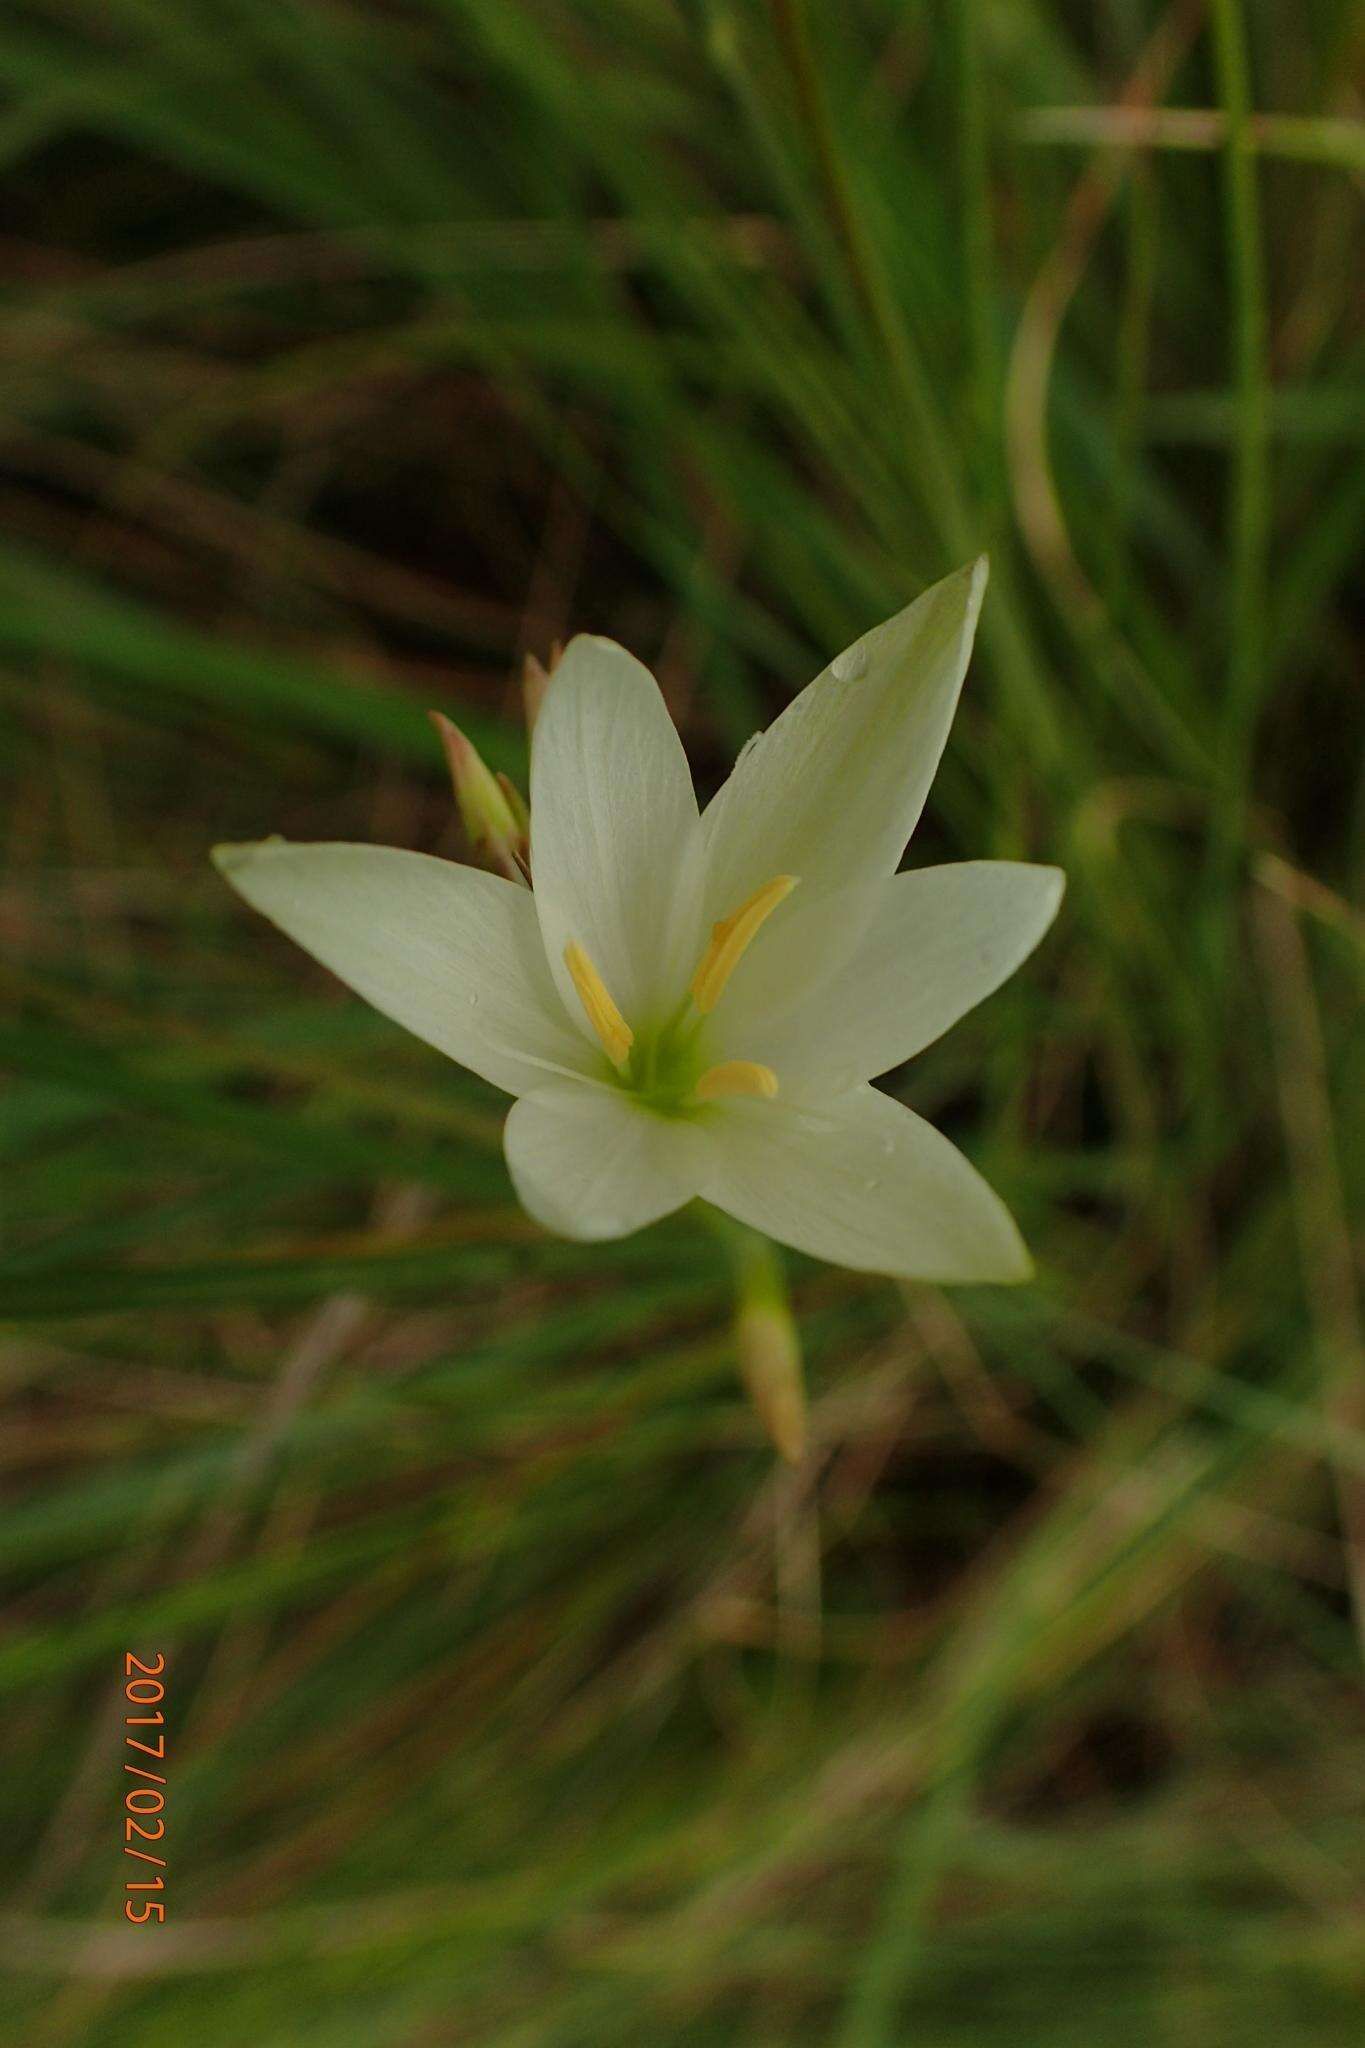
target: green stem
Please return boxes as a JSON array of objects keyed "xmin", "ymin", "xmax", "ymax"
[
  {"xmin": 766, "ymin": 0, "xmax": 974, "ymax": 561},
  {"xmin": 767, "ymin": 0, "xmax": 1070, "ymax": 783},
  {"xmin": 953, "ymin": 0, "xmax": 1001, "ymax": 507},
  {"xmin": 696, "ymin": 1203, "xmax": 806, "ymax": 1462},
  {"xmin": 1102, "ymin": 162, "xmax": 1158, "ymax": 621},
  {"xmin": 695, "ymin": 1200, "xmax": 784, "ymax": 1302},
  {"xmin": 1205, "ymin": 0, "xmax": 1270, "ymax": 919}
]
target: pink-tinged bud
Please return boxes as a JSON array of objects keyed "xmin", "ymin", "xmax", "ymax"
[
  {"xmin": 428, "ymin": 711, "xmax": 528, "ymax": 884},
  {"xmin": 496, "ymin": 770, "xmax": 530, "ymax": 837}
]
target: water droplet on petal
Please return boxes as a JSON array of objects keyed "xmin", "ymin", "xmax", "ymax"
[
  {"xmin": 862, "ymin": 1176, "xmax": 880, "ymax": 1191},
  {"xmin": 467, "ymin": 993, "xmax": 480, "ymax": 1009},
  {"xmin": 879, "ymin": 1137, "xmax": 895, "ymax": 1158},
  {"xmin": 831, "ymin": 641, "xmax": 868, "ymax": 683}
]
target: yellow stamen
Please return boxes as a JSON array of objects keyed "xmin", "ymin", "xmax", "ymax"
[
  {"xmin": 564, "ymin": 941, "xmax": 634, "ymax": 1068},
  {"xmin": 695, "ymin": 1060, "xmax": 779, "ymax": 1102},
  {"xmin": 689, "ymin": 874, "xmax": 798, "ymax": 1015}
]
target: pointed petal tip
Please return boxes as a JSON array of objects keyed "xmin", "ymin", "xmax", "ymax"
[
  {"xmin": 985, "ymin": 1208, "xmax": 1036, "ymax": 1284},
  {"xmin": 559, "ymin": 629, "xmax": 627, "ymax": 664},
  {"xmin": 920, "ymin": 554, "xmax": 988, "ymax": 668},
  {"xmin": 211, "ymin": 835, "xmax": 285, "ymax": 877},
  {"xmin": 924, "ymin": 1230, "xmax": 1034, "ymax": 1288},
  {"xmin": 1031, "ymin": 862, "xmax": 1067, "ymax": 921},
  {"xmin": 426, "ymin": 706, "xmax": 469, "ymax": 755},
  {"xmin": 1025, "ymin": 864, "xmax": 1067, "ymax": 946},
  {"xmin": 1002, "ymin": 1240, "xmax": 1036, "ymax": 1285},
  {"xmin": 941, "ymin": 552, "xmax": 988, "ymax": 604},
  {"xmin": 893, "ymin": 1222, "xmax": 1033, "ymax": 1286}
]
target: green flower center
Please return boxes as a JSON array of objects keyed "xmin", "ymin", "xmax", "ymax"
[
  {"xmin": 561, "ymin": 873, "xmax": 800, "ymax": 1117},
  {"xmin": 618, "ymin": 1001, "xmax": 709, "ymax": 1117}
]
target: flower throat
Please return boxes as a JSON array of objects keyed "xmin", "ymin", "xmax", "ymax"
[{"xmin": 563, "ymin": 873, "xmax": 796, "ymax": 1113}]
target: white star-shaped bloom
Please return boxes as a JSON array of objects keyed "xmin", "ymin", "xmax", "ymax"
[{"xmin": 214, "ymin": 558, "xmax": 1062, "ymax": 1280}]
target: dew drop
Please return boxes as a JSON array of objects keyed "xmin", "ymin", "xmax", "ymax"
[
  {"xmin": 862, "ymin": 1176, "xmax": 880, "ymax": 1191},
  {"xmin": 831, "ymin": 641, "xmax": 868, "ymax": 683},
  {"xmin": 467, "ymin": 993, "xmax": 480, "ymax": 1009},
  {"xmin": 879, "ymin": 1137, "xmax": 895, "ymax": 1158}
]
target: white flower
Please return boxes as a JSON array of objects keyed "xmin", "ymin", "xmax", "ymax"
[{"xmin": 214, "ymin": 558, "xmax": 1062, "ymax": 1281}]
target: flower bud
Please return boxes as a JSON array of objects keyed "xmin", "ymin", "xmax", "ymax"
[
  {"xmin": 736, "ymin": 1295, "xmax": 807, "ymax": 1465},
  {"xmin": 429, "ymin": 711, "xmax": 528, "ymax": 883},
  {"xmin": 496, "ymin": 770, "xmax": 531, "ymax": 837}
]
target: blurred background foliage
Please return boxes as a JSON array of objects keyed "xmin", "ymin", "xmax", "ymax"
[{"xmin": 1, "ymin": 0, "xmax": 1363, "ymax": 2042}]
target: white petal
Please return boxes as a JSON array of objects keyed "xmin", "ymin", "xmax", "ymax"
[
  {"xmin": 699, "ymin": 559, "xmax": 987, "ymax": 922},
  {"xmin": 504, "ymin": 1082, "xmax": 706, "ymax": 1241},
  {"xmin": 530, "ymin": 635, "xmax": 702, "ymax": 1034},
  {"xmin": 701, "ymin": 1084, "xmax": 1031, "ymax": 1282},
  {"xmin": 213, "ymin": 840, "xmax": 594, "ymax": 1099},
  {"xmin": 755, "ymin": 862, "xmax": 1064, "ymax": 1088}
]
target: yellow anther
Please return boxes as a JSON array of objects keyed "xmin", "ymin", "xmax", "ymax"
[
  {"xmin": 689, "ymin": 874, "xmax": 798, "ymax": 1015},
  {"xmin": 563, "ymin": 941, "xmax": 634, "ymax": 1068},
  {"xmin": 694, "ymin": 1060, "xmax": 779, "ymax": 1102}
]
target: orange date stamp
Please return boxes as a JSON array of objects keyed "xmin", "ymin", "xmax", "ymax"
[{"xmin": 122, "ymin": 1652, "xmax": 166, "ymax": 1923}]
